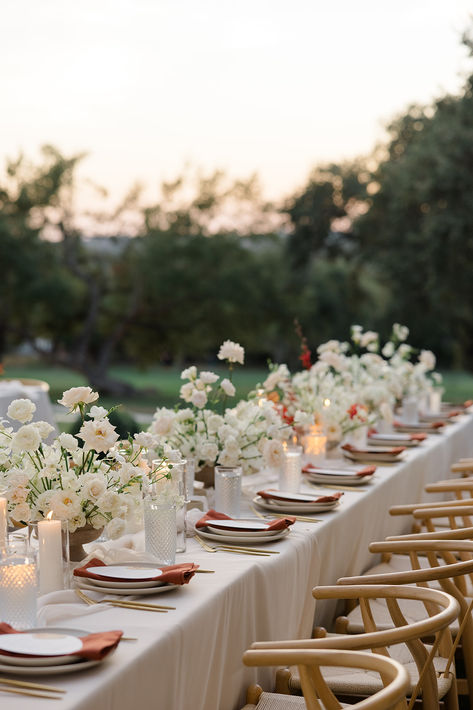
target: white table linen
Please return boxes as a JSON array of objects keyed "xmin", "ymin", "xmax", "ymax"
[{"xmin": 5, "ymin": 411, "xmax": 473, "ymax": 710}]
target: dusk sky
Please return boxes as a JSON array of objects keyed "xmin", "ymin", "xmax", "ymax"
[{"xmin": 1, "ymin": 0, "xmax": 472, "ymax": 209}]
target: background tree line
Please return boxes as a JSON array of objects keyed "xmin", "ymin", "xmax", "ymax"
[{"xmin": 1, "ymin": 36, "xmax": 473, "ymax": 394}]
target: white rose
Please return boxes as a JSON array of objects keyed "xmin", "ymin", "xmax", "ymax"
[
  {"xmin": 163, "ymin": 445, "xmax": 183, "ymax": 463},
  {"xmin": 181, "ymin": 366, "xmax": 197, "ymax": 380},
  {"xmin": 220, "ymin": 378, "xmax": 236, "ymax": 397},
  {"xmin": 11, "ymin": 424, "xmax": 42, "ymax": 453},
  {"xmin": 217, "ymin": 340, "xmax": 245, "ymax": 365},
  {"xmin": 49, "ymin": 489, "xmax": 82, "ymax": 520},
  {"xmin": 419, "ymin": 350, "xmax": 436, "ymax": 371},
  {"xmin": 96, "ymin": 490, "xmax": 121, "ymax": 514},
  {"xmin": 58, "ymin": 386, "xmax": 99, "ymax": 410},
  {"xmin": 89, "ymin": 405, "xmax": 108, "ymax": 419},
  {"xmin": 179, "ymin": 382, "xmax": 194, "ymax": 402},
  {"xmin": 201, "ymin": 442, "xmax": 218, "ymax": 461},
  {"xmin": 191, "ymin": 390, "xmax": 207, "ymax": 409},
  {"xmin": 106, "ymin": 517, "xmax": 126, "ymax": 540},
  {"xmin": 207, "ymin": 414, "xmax": 224, "ymax": 434},
  {"xmin": 263, "ymin": 439, "xmax": 284, "ymax": 469},
  {"xmin": 152, "ymin": 414, "xmax": 175, "ymax": 436},
  {"xmin": 34, "ymin": 421, "xmax": 55, "ymax": 439},
  {"xmin": 78, "ymin": 418, "xmax": 119, "ymax": 453},
  {"xmin": 58, "ymin": 432, "xmax": 79, "ymax": 451},
  {"xmin": 194, "ymin": 378, "xmax": 206, "ymax": 391},
  {"xmin": 200, "ymin": 371, "xmax": 219, "ymax": 384},
  {"xmin": 134, "ymin": 431, "xmax": 155, "ymax": 448},
  {"xmin": 82, "ymin": 475, "xmax": 107, "ymax": 500},
  {"xmin": 7, "ymin": 398, "xmax": 36, "ymax": 424}
]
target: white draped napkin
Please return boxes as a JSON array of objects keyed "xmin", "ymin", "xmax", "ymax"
[{"xmin": 37, "ymin": 590, "xmax": 111, "ymax": 625}]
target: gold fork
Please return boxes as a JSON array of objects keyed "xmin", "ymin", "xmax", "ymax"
[
  {"xmin": 75, "ymin": 588, "xmax": 170, "ymax": 612},
  {"xmin": 250, "ymin": 504, "xmax": 322, "ymax": 524},
  {"xmin": 194, "ymin": 534, "xmax": 272, "ymax": 556}
]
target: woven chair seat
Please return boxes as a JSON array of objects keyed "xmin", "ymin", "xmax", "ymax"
[
  {"xmin": 242, "ymin": 692, "xmax": 351, "ymax": 709},
  {"xmin": 287, "ymin": 647, "xmax": 452, "ymax": 700}
]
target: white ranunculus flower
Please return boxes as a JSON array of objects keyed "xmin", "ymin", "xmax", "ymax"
[
  {"xmin": 106, "ymin": 517, "xmax": 126, "ymax": 540},
  {"xmin": 96, "ymin": 490, "xmax": 121, "ymax": 514},
  {"xmin": 419, "ymin": 350, "xmax": 436, "ymax": 371},
  {"xmin": 11, "ymin": 424, "xmax": 42, "ymax": 453},
  {"xmin": 58, "ymin": 432, "xmax": 79, "ymax": 451},
  {"xmin": 382, "ymin": 341, "xmax": 395, "ymax": 358},
  {"xmin": 82, "ymin": 475, "xmax": 107, "ymax": 500},
  {"xmin": 263, "ymin": 439, "xmax": 284, "ymax": 469},
  {"xmin": 34, "ymin": 421, "xmax": 55, "ymax": 439},
  {"xmin": 181, "ymin": 366, "xmax": 197, "ymax": 380},
  {"xmin": 152, "ymin": 413, "xmax": 175, "ymax": 436},
  {"xmin": 201, "ymin": 442, "xmax": 218, "ymax": 461},
  {"xmin": 200, "ymin": 371, "xmax": 219, "ymax": 384},
  {"xmin": 49, "ymin": 489, "xmax": 82, "ymax": 520},
  {"xmin": 78, "ymin": 418, "xmax": 119, "ymax": 453},
  {"xmin": 179, "ymin": 382, "xmax": 194, "ymax": 402},
  {"xmin": 89, "ymin": 405, "xmax": 108, "ymax": 419},
  {"xmin": 220, "ymin": 378, "xmax": 236, "ymax": 396},
  {"xmin": 11, "ymin": 502, "xmax": 32, "ymax": 523},
  {"xmin": 191, "ymin": 390, "xmax": 207, "ymax": 408},
  {"xmin": 58, "ymin": 386, "xmax": 99, "ymax": 410},
  {"xmin": 207, "ymin": 414, "xmax": 224, "ymax": 434},
  {"xmin": 217, "ymin": 340, "xmax": 245, "ymax": 365},
  {"xmin": 133, "ymin": 431, "xmax": 155, "ymax": 448},
  {"xmin": 7, "ymin": 398, "xmax": 36, "ymax": 424}
]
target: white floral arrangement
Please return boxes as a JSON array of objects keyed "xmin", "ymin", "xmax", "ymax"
[
  {"xmin": 0, "ymin": 387, "xmax": 172, "ymax": 538},
  {"xmin": 149, "ymin": 341, "xmax": 291, "ymax": 474}
]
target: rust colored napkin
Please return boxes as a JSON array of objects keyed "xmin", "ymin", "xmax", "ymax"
[
  {"xmin": 0, "ymin": 622, "xmax": 122, "ymax": 661},
  {"xmin": 257, "ymin": 488, "xmax": 342, "ymax": 503},
  {"xmin": 368, "ymin": 428, "xmax": 426, "ymax": 443},
  {"xmin": 196, "ymin": 508, "xmax": 295, "ymax": 531},
  {"xmin": 302, "ymin": 464, "xmax": 376, "ymax": 478},
  {"xmin": 74, "ymin": 558, "xmax": 198, "ymax": 585},
  {"xmin": 394, "ymin": 420, "xmax": 444, "ymax": 430},
  {"xmin": 341, "ymin": 443, "xmax": 405, "ymax": 456}
]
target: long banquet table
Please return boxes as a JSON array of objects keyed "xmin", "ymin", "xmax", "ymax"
[{"xmin": 6, "ymin": 411, "xmax": 473, "ymax": 710}]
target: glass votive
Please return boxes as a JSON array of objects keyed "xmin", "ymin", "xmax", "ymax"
[
  {"xmin": 279, "ymin": 449, "xmax": 302, "ymax": 493},
  {"xmin": 402, "ymin": 396, "xmax": 419, "ymax": 425},
  {"xmin": 27, "ymin": 520, "xmax": 70, "ymax": 595},
  {"xmin": 429, "ymin": 389, "xmax": 443, "ymax": 414},
  {"xmin": 214, "ymin": 466, "xmax": 242, "ymax": 518},
  {"xmin": 301, "ymin": 426, "xmax": 327, "ymax": 465},
  {"xmin": 0, "ymin": 541, "xmax": 37, "ymax": 629},
  {"xmin": 143, "ymin": 497, "xmax": 176, "ymax": 565}
]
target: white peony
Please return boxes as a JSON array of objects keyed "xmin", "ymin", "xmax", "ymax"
[
  {"xmin": 263, "ymin": 439, "xmax": 285, "ymax": 469},
  {"xmin": 152, "ymin": 413, "xmax": 175, "ymax": 436},
  {"xmin": 179, "ymin": 382, "xmax": 194, "ymax": 402},
  {"xmin": 217, "ymin": 340, "xmax": 245, "ymax": 365},
  {"xmin": 181, "ymin": 366, "xmax": 197, "ymax": 380},
  {"xmin": 57, "ymin": 432, "xmax": 79, "ymax": 451},
  {"xmin": 200, "ymin": 371, "xmax": 219, "ymax": 384},
  {"xmin": 89, "ymin": 405, "xmax": 108, "ymax": 419},
  {"xmin": 201, "ymin": 442, "xmax": 218, "ymax": 461},
  {"xmin": 221, "ymin": 378, "xmax": 236, "ymax": 397},
  {"xmin": 419, "ymin": 350, "xmax": 436, "ymax": 371},
  {"xmin": 34, "ymin": 421, "xmax": 55, "ymax": 439},
  {"xmin": 191, "ymin": 390, "xmax": 207, "ymax": 408},
  {"xmin": 58, "ymin": 386, "xmax": 99, "ymax": 410},
  {"xmin": 49, "ymin": 489, "xmax": 82, "ymax": 520},
  {"xmin": 11, "ymin": 424, "xmax": 42, "ymax": 453},
  {"xmin": 78, "ymin": 418, "xmax": 119, "ymax": 453},
  {"xmin": 82, "ymin": 475, "xmax": 107, "ymax": 500},
  {"xmin": 7, "ymin": 398, "xmax": 36, "ymax": 424}
]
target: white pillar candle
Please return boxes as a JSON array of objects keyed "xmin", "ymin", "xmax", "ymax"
[
  {"xmin": 37, "ymin": 516, "xmax": 63, "ymax": 595},
  {"xmin": 0, "ymin": 497, "xmax": 7, "ymax": 554}
]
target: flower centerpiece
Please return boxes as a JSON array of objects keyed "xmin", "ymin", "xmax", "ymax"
[
  {"xmin": 149, "ymin": 341, "xmax": 291, "ymax": 485},
  {"xmin": 0, "ymin": 387, "xmax": 172, "ymax": 558}
]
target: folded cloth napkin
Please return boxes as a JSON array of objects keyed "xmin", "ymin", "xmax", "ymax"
[
  {"xmin": 394, "ymin": 420, "xmax": 444, "ymax": 430},
  {"xmin": 74, "ymin": 558, "xmax": 199, "ymax": 585},
  {"xmin": 257, "ymin": 488, "xmax": 342, "ymax": 503},
  {"xmin": 37, "ymin": 589, "xmax": 114, "ymax": 626},
  {"xmin": 303, "ymin": 464, "xmax": 376, "ymax": 478},
  {"xmin": 0, "ymin": 622, "xmax": 122, "ymax": 661},
  {"xmin": 368, "ymin": 429, "xmax": 426, "ymax": 442},
  {"xmin": 341, "ymin": 443, "xmax": 405, "ymax": 456},
  {"xmin": 196, "ymin": 508, "xmax": 295, "ymax": 531}
]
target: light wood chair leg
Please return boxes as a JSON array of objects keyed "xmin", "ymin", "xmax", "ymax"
[
  {"xmin": 246, "ymin": 684, "xmax": 262, "ymax": 704},
  {"xmin": 275, "ymin": 669, "xmax": 291, "ymax": 694}
]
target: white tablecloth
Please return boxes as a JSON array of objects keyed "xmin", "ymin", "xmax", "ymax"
[{"xmin": 4, "ymin": 412, "xmax": 473, "ymax": 710}]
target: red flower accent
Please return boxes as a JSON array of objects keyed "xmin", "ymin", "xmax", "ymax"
[
  {"xmin": 281, "ymin": 406, "xmax": 294, "ymax": 426},
  {"xmin": 299, "ymin": 349, "xmax": 312, "ymax": 370}
]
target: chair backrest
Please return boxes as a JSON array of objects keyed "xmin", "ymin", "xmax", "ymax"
[
  {"xmin": 243, "ymin": 648, "xmax": 409, "ymax": 709},
  {"xmin": 390, "ymin": 500, "xmax": 473, "ymax": 533},
  {"xmin": 451, "ymin": 461, "xmax": 473, "ymax": 477},
  {"xmin": 425, "ymin": 478, "xmax": 473, "ymax": 499},
  {"xmin": 252, "ymin": 585, "xmax": 459, "ymax": 709}
]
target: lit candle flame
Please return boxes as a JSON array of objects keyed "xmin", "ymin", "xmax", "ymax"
[
  {"xmin": 46, "ymin": 511, "xmax": 54, "ymax": 521},
  {"xmin": 323, "ymin": 398, "xmax": 331, "ymax": 408}
]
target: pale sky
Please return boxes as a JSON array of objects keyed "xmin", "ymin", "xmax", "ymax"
[{"xmin": 1, "ymin": 0, "xmax": 472, "ymax": 209}]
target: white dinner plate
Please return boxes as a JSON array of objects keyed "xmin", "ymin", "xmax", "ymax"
[
  {"xmin": 206, "ymin": 519, "xmax": 271, "ymax": 532},
  {"xmin": 83, "ymin": 576, "xmax": 166, "ymax": 590},
  {"xmin": 0, "ymin": 632, "xmax": 83, "ymax": 667},
  {"xmin": 78, "ymin": 563, "xmax": 166, "ymax": 589},
  {"xmin": 343, "ymin": 452, "xmax": 403, "ymax": 464},
  {"xmin": 206, "ymin": 524, "xmax": 281, "ymax": 539},
  {"xmin": 86, "ymin": 565, "xmax": 163, "ymax": 581},
  {"xmin": 257, "ymin": 490, "xmax": 330, "ymax": 503},
  {"xmin": 307, "ymin": 472, "xmax": 372, "ymax": 485},
  {"xmin": 196, "ymin": 525, "xmax": 290, "ymax": 545},
  {"xmin": 253, "ymin": 495, "xmax": 339, "ymax": 514},
  {"xmin": 76, "ymin": 580, "xmax": 178, "ymax": 595},
  {"xmin": 367, "ymin": 434, "xmax": 420, "ymax": 447},
  {"xmin": 0, "ymin": 628, "xmax": 101, "ymax": 672},
  {"xmin": 305, "ymin": 467, "xmax": 371, "ymax": 477},
  {"xmin": 0, "ymin": 658, "xmax": 103, "ymax": 676},
  {"xmin": 395, "ymin": 424, "xmax": 443, "ymax": 434}
]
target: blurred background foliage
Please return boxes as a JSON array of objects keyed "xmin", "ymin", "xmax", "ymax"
[{"xmin": 1, "ymin": 34, "xmax": 473, "ymax": 405}]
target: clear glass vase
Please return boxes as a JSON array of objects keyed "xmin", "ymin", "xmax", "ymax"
[
  {"xmin": 0, "ymin": 539, "xmax": 37, "ymax": 629},
  {"xmin": 143, "ymin": 497, "xmax": 176, "ymax": 566}
]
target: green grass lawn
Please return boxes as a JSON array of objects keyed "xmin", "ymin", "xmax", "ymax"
[{"xmin": 2, "ymin": 361, "xmax": 473, "ymax": 414}]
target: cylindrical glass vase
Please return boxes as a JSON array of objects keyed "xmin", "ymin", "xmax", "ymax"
[
  {"xmin": 279, "ymin": 448, "xmax": 302, "ymax": 493},
  {"xmin": 214, "ymin": 466, "xmax": 242, "ymax": 518},
  {"xmin": 402, "ymin": 396, "xmax": 419, "ymax": 425},
  {"xmin": 143, "ymin": 497, "xmax": 176, "ymax": 566},
  {"xmin": 0, "ymin": 540, "xmax": 37, "ymax": 629}
]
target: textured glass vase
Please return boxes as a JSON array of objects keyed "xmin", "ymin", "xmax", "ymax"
[
  {"xmin": 215, "ymin": 466, "xmax": 242, "ymax": 517},
  {"xmin": 143, "ymin": 497, "xmax": 176, "ymax": 565},
  {"xmin": 0, "ymin": 542, "xmax": 37, "ymax": 629}
]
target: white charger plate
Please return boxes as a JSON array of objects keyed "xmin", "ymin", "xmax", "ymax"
[
  {"xmin": 206, "ymin": 519, "xmax": 281, "ymax": 539},
  {"xmin": 0, "ymin": 628, "xmax": 98, "ymax": 672},
  {"xmin": 76, "ymin": 580, "xmax": 178, "ymax": 595},
  {"xmin": 305, "ymin": 467, "xmax": 372, "ymax": 477},
  {"xmin": 78, "ymin": 563, "xmax": 166, "ymax": 589},
  {"xmin": 368, "ymin": 434, "xmax": 420, "ymax": 447},
  {"xmin": 395, "ymin": 424, "xmax": 443, "ymax": 434},
  {"xmin": 258, "ymin": 490, "xmax": 328, "ymax": 503},
  {"xmin": 307, "ymin": 472, "xmax": 372, "ymax": 485},
  {"xmin": 0, "ymin": 632, "xmax": 82, "ymax": 668},
  {"xmin": 196, "ymin": 525, "xmax": 290, "ymax": 545},
  {"xmin": 83, "ymin": 577, "xmax": 166, "ymax": 590},
  {"xmin": 86, "ymin": 565, "xmax": 163, "ymax": 581},
  {"xmin": 343, "ymin": 452, "xmax": 403, "ymax": 464},
  {"xmin": 253, "ymin": 495, "xmax": 339, "ymax": 514}
]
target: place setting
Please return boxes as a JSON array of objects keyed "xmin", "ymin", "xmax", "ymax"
[
  {"xmin": 366, "ymin": 430, "xmax": 426, "ymax": 447},
  {"xmin": 253, "ymin": 488, "xmax": 342, "ymax": 515},
  {"xmin": 393, "ymin": 420, "xmax": 445, "ymax": 434},
  {"xmin": 194, "ymin": 509, "xmax": 294, "ymax": 555},
  {"xmin": 302, "ymin": 461, "xmax": 377, "ymax": 486},
  {"xmin": 341, "ymin": 442, "xmax": 406, "ymax": 464}
]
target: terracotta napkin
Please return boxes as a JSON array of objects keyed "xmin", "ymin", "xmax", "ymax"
[
  {"xmin": 257, "ymin": 488, "xmax": 342, "ymax": 503},
  {"xmin": 464, "ymin": 400, "xmax": 473, "ymax": 408},
  {"xmin": 0, "ymin": 622, "xmax": 122, "ymax": 661},
  {"xmin": 341, "ymin": 443, "xmax": 405, "ymax": 456},
  {"xmin": 368, "ymin": 429, "xmax": 426, "ymax": 442},
  {"xmin": 303, "ymin": 464, "xmax": 376, "ymax": 478},
  {"xmin": 394, "ymin": 420, "xmax": 444, "ymax": 430},
  {"xmin": 196, "ymin": 508, "xmax": 295, "ymax": 531},
  {"xmin": 74, "ymin": 558, "xmax": 198, "ymax": 585}
]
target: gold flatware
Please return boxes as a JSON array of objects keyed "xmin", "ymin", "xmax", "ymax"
[
  {"xmin": 0, "ymin": 686, "xmax": 62, "ymax": 700},
  {"xmin": 75, "ymin": 588, "xmax": 168, "ymax": 611},
  {"xmin": 107, "ymin": 601, "xmax": 168, "ymax": 613},
  {"xmin": 103, "ymin": 599, "xmax": 175, "ymax": 610},
  {"xmin": 195, "ymin": 569, "xmax": 215, "ymax": 573},
  {"xmin": 250, "ymin": 505, "xmax": 321, "ymax": 524},
  {"xmin": 194, "ymin": 535, "xmax": 271, "ymax": 557},
  {"xmin": 307, "ymin": 482, "xmax": 366, "ymax": 493},
  {"xmin": 0, "ymin": 678, "xmax": 65, "ymax": 694}
]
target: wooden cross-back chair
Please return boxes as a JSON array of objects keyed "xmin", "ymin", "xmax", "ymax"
[
  {"xmin": 242, "ymin": 648, "xmax": 409, "ymax": 710},
  {"xmin": 251, "ymin": 585, "xmax": 459, "ymax": 710}
]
